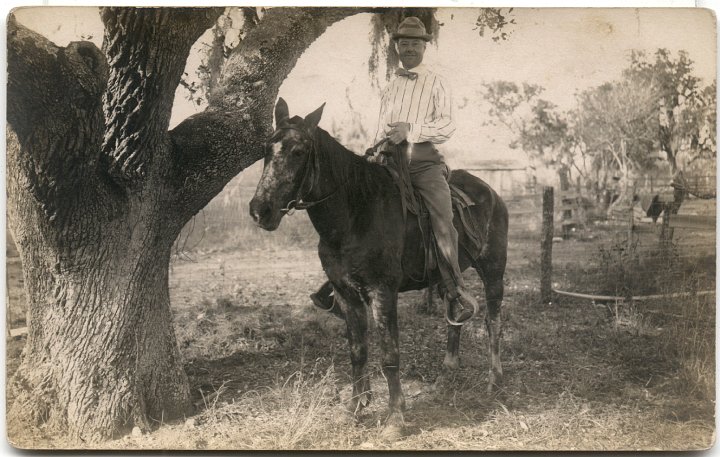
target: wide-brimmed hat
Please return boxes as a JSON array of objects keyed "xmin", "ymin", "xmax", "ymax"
[{"xmin": 392, "ymin": 16, "xmax": 432, "ymax": 42}]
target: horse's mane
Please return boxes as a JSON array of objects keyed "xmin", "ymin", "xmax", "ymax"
[{"xmin": 313, "ymin": 126, "xmax": 392, "ymax": 204}]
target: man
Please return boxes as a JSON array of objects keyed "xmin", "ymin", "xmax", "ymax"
[
  {"xmin": 375, "ymin": 16, "xmax": 476, "ymax": 323},
  {"xmin": 312, "ymin": 16, "xmax": 476, "ymax": 324}
]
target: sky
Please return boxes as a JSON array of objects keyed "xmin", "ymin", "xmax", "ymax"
[{"xmin": 13, "ymin": 6, "xmax": 717, "ymax": 165}]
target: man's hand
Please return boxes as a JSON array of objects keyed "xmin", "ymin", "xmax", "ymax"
[{"xmin": 387, "ymin": 122, "xmax": 410, "ymax": 145}]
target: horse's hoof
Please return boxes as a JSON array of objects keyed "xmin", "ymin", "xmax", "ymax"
[
  {"xmin": 359, "ymin": 390, "xmax": 372, "ymax": 408},
  {"xmin": 443, "ymin": 353, "xmax": 460, "ymax": 371},
  {"xmin": 432, "ymin": 373, "xmax": 449, "ymax": 391},
  {"xmin": 379, "ymin": 413, "xmax": 405, "ymax": 443},
  {"xmin": 348, "ymin": 390, "xmax": 372, "ymax": 415},
  {"xmin": 330, "ymin": 404, "xmax": 357, "ymax": 427}
]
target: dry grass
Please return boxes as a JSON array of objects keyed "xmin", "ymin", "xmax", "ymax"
[
  {"xmin": 661, "ymin": 290, "xmax": 715, "ymax": 405},
  {"xmin": 5, "ymin": 206, "xmax": 715, "ymax": 450},
  {"xmin": 191, "ymin": 363, "xmax": 357, "ymax": 450}
]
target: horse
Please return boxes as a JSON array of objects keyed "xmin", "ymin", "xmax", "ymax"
[{"xmin": 249, "ymin": 98, "xmax": 508, "ymax": 438}]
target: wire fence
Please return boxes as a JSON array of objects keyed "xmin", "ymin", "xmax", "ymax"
[{"xmin": 504, "ymin": 175, "xmax": 716, "ymax": 324}]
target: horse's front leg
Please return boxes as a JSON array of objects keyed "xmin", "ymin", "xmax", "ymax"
[
  {"xmin": 334, "ymin": 283, "xmax": 371, "ymax": 413},
  {"xmin": 368, "ymin": 286, "xmax": 405, "ymax": 439}
]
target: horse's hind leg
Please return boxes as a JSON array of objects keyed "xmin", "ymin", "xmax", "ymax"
[
  {"xmin": 481, "ymin": 266, "xmax": 505, "ymax": 393},
  {"xmin": 437, "ymin": 283, "xmax": 462, "ymax": 371},
  {"xmin": 438, "ymin": 280, "xmax": 461, "ymax": 371},
  {"xmin": 443, "ymin": 325, "xmax": 462, "ymax": 371}
]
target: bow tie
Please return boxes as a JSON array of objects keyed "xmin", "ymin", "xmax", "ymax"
[{"xmin": 396, "ymin": 68, "xmax": 418, "ymax": 80}]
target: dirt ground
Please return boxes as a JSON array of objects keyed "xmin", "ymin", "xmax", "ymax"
[{"xmin": 6, "ymin": 238, "xmax": 715, "ymax": 450}]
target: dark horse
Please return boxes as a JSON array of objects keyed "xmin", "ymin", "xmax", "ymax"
[{"xmin": 250, "ymin": 99, "xmax": 508, "ymax": 438}]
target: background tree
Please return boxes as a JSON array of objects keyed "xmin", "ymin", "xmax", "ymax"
[
  {"xmin": 623, "ymin": 49, "xmax": 707, "ymax": 173},
  {"xmin": 480, "ymin": 81, "xmax": 573, "ymax": 188},
  {"xmin": 482, "ymin": 49, "xmax": 716, "ymax": 205},
  {"xmin": 572, "ymin": 79, "xmax": 660, "ymax": 207},
  {"xmin": 179, "ymin": 7, "xmax": 258, "ymax": 106},
  {"xmin": 573, "ymin": 49, "xmax": 716, "ymax": 205},
  {"xmin": 676, "ymin": 80, "xmax": 717, "ymax": 175}
]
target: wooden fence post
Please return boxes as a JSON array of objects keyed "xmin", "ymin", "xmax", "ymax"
[
  {"xmin": 541, "ymin": 186, "xmax": 554, "ymax": 304},
  {"xmin": 660, "ymin": 209, "xmax": 672, "ymax": 248},
  {"xmin": 628, "ymin": 203, "xmax": 635, "ymax": 252}
]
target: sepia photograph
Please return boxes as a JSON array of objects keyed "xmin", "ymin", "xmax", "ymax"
[{"xmin": 5, "ymin": 3, "xmax": 717, "ymax": 451}]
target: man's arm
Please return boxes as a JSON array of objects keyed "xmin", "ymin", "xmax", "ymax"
[{"xmin": 407, "ymin": 75, "xmax": 455, "ymax": 144}]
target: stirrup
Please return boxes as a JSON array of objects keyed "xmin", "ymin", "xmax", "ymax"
[
  {"xmin": 444, "ymin": 289, "xmax": 479, "ymax": 326},
  {"xmin": 310, "ymin": 292, "xmax": 336, "ymax": 313}
]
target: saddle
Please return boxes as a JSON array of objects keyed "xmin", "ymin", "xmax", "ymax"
[{"xmin": 369, "ymin": 142, "xmax": 491, "ymax": 277}]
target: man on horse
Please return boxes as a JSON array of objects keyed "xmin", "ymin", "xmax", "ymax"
[
  {"xmin": 311, "ymin": 16, "xmax": 478, "ymax": 324},
  {"xmin": 373, "ymin": 16, "xmax": 478, "ymax": 324}
]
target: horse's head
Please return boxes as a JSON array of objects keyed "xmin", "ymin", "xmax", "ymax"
[{"xmin": 249, "ymin": 98, "xmax": 325, "ymax": 230}]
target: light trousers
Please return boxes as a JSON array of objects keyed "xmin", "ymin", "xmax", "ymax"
[{"xmin": 409, "ymin": 160, "xmax": 465, "ymax": 293}]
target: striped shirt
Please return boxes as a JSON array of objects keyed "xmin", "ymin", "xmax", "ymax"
[{"xmin": 374, "ymin": 63, "xmax": 456, "ymax": 147}]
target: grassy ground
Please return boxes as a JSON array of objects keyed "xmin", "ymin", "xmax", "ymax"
[{"xmin": 6, "ymin": 234, "xmax": 715, "ymax": 450}]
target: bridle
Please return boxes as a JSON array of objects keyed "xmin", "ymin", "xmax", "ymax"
[
  {"xmin": 270, "ymin": 125, "xmax": 339, "ymax": 215},
  {"xmin": 269, "ymin": 125, "xmax": 390, "ymax": 215}
]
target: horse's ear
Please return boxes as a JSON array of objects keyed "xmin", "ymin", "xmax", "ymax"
[
  {"xmin": 304, "ymin": 103, "xmax": 325, "ymax": 132},
  {"xmin": 275, "ymin": 97, "xmax": 289, "ymax": 125}
]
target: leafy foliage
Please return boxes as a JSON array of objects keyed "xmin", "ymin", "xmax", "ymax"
[
  {"xmin": 480, "ymin": 81, "xmax": 572, "ymax": 177},
  {"xmin": 475, "ymin": 8, "xmax": 516, "ymax": 42},
  {"xmin": 180, "ymin": 7, "xmax": 260, "ymax": 106},
  {"xmin": 573, "ymin": 78, "xmax": 660, "ymax": 201},
  {"xmin": 622, "ymin": 49, "xmax": 714, "ymax": 171}
]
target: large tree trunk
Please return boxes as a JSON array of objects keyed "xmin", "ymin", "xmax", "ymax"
[
  {"xmin": 6, "ymin": 9, "xmax": 216, "ymax": 444},
  {"xmin": 6, "ymin": 124, "xmax": 191, "ymax": 443},
  {"xmin": 6, "ymin": 6, "xmax": 369, "ymax": 444},
  {"xmin": 7, "ymin": 183, "xmax": 188, "ymax": 442}
]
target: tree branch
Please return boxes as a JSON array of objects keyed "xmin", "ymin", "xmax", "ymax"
[
  {"xmin": 100, "ymin": 7, "xmax": 224, "ymax": 184},
  {"xmin": 7, "ymin": 14, "xmax": 110, "ymax": 212},
  {"xmin": 168, "ymin": 7, "xmax": 367, "ymax": 220},
  {"xmin": 168, "ymin": 108, "xmax": 264, "ymax": 220}
]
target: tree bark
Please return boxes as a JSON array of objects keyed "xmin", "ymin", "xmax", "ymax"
[
  {"xmin": 100, "ymin": 7, "xmax": 224, "ymax": 183},
  {"xmin": 7, "ymin": 122, "xmax": 192, "ymax": 443}
]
